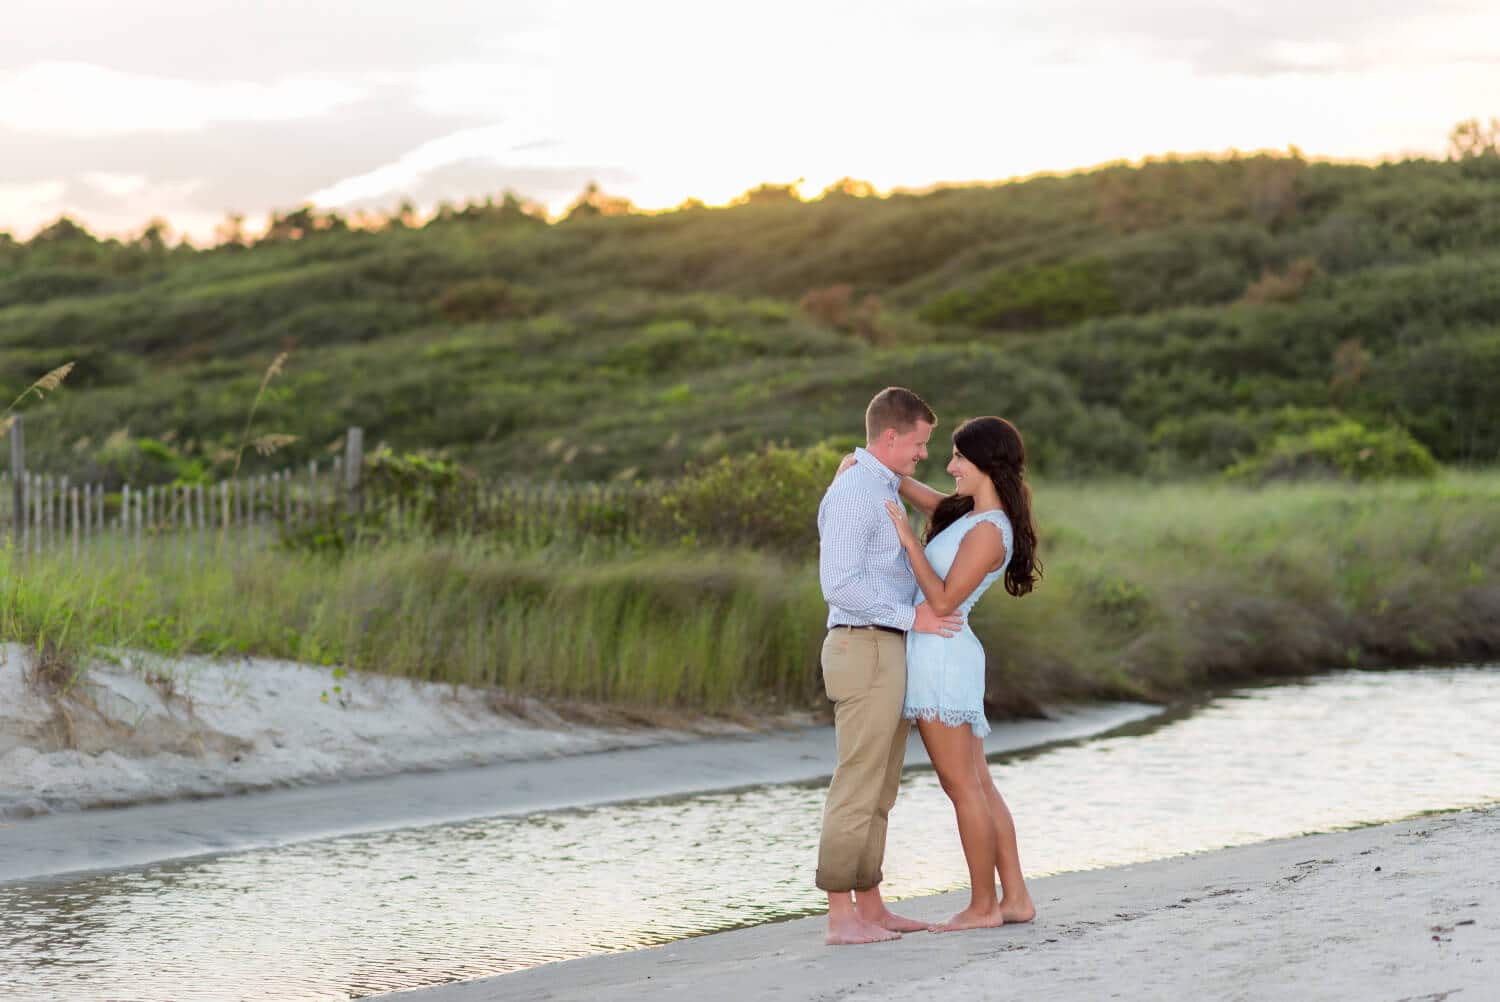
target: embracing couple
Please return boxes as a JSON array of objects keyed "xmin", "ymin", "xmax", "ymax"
[{"xmin": 816, "ymin": 386, "xmax": 1041, "ymax": 945}]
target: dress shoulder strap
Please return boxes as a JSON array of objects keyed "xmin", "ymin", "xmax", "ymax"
[{"xmin": 972, "ymin": 509, "xmax": 1014, "ymax": 552}]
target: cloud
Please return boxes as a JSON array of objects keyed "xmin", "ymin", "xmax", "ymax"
[
  {"xmin": 0, "ymin": 181, "xmax": 66, "ymax": 232},
  {"xmin": 303, "ymin": 56, "xmax": 567, "ymax": 208},
  {"xmin": 0, "ymin": 0, "xmax": 555, "ymax": 78},
  {"xmin": 0, "ymin": 80, "xmax": 624, "ymax": 237},
  {"xmin": 0, "ymin": 85, "xmax": 481, "ymax": 201},
  {"xmin": 321, "ymin": 158, "xmax": 632, "ymax": 215},
  {"xmin": 305, "ymin": 124, "xmax": 564, "ymax": 206},
  {"xmin": 3, "ymin": 0, "xmax": 1497, "ymax": 240},
  {"xmin": 79, "ymin": 173, "xmax": 150, "ymax": 198},
  {"xmin": 408, "ymin": 45, "xmax": 559, "ymax": 119},
  {"xmin": 0, "ymin": 62, "xmax": 363, "ymax": 136},
  {"xmin": 1009, "ymin": 0, "xmax": 1497, "ymax": 76}
]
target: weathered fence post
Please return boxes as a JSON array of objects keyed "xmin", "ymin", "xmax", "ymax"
[
  {"xmin": 194, "ymin": 482, "xmax": 205, "ymax": 565},
  {"xmin": 70, "ymin": 486, "xmax": 79, "ymax": 561},
  {"xmin": 120, "ymin": 483, "xmax": 131, "ymax": 563},
  {"xmin": 8, "ymin": 413, "xmax": 22, "ymax": 548},
  {"xmin": 344, "ymin": 426, "xmax": 364, "ymax": 516},
  {"xmin": 133, "ymin": 484, "xmax": 143, "ymax": 560},
  {"xmin": 306, "ymin": 459, "xmax": 318, "ymax": 527}
]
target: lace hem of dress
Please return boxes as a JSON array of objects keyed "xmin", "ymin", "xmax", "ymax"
[{"xmin": 902, "ymin": 705, "xmax": 992, "ymax": 737}]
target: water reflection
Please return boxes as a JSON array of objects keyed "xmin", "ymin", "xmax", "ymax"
[{"xmin": 1, "ymin": 667, "xmax": 1496, "ymax": 1001}]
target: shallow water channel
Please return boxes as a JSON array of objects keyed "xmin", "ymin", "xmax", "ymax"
[{"xmin": 2, "ymin": 666, "xmax": 1498, "ymax": 1001}]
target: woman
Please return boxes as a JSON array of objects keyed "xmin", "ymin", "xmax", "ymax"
[{"xmin": 836, "ymin": 415, "xmax": 1041, "ymax": 932}]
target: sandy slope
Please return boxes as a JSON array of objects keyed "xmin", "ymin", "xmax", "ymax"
[{"xmin": 0, "ymin": 642, "xmax": 729, "ymax": 818}]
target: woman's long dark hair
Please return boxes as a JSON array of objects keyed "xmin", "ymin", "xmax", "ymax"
[{"xmin": 924, "ymin": 416, "xmax": 1042, "ymax": 597}]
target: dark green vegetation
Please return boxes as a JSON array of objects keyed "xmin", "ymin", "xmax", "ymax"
[
  {"xmin": 4, "ymin": 147, "xmax": 1500, "ymax": 487},
  {"xmin": 5, "ymin": 138, "xmax": 1500, "ymax": 720}
]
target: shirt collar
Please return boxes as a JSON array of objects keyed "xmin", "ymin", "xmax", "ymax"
[{"xmin": 854, "ymin": 447, "xmax": 902, "ymax": 490}]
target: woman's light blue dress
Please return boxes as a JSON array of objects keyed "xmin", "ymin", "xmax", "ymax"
[{"xmin": 903, "ymin": 509, "xmax": 1013, "ymax": 738}]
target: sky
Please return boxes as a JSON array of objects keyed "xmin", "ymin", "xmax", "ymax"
[{"xmin": 2, "ymin": 0, "xmax": 1497, "ymax": 243}]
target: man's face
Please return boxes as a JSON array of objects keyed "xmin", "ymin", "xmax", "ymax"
[{"xmin": 887, "ymin": 421, "xmax": 933, "ymax": 476}]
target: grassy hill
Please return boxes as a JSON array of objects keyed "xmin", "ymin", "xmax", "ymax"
[{"xmin": 4, "ymin": 152, "xmax": 1500, "ymax": 485}]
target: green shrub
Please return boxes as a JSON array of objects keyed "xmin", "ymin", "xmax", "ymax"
[
  {"xmin": 656, "ymin": 443, "xmax": 841, "ymax": 554},
  {"xmin": 1362, "ymin": 328, "xmax": 1500, "ymax": 463},
  {"xmin": 1123, "ymin": 367, "xmax": 1233, "ymax": 429},
  {"xmin": 1149, "ymin": 412, "xmax": 1259, "ymax": 473},
  {"xmin": 1242, "ymin": 257, "xmax": 1322, "ymax": 304},
  {"xmin": 281, "ymin": 447, "xmax": 481, "ymax": 551},
  {"xmin": 434, "ymin": 277, "xmax": 541, "ymax": 323},
  {"xmin": 1082, "ymin": 573, "xmax": 1152, "ymax": 630},
  {"xmin": 0, "ymin": 268, "xmax": 115, "ymax": 307},
  {"xmin": 921, "ymin": 260, "xmax": 1121, "ymax": 330},
  {"xmin": 1098, "ymin": 222, "xmax": 1276, "ymax": 312},
  {"xmin": 1225, "ymin": 420, "xmax": 1439, "ymax": 483},
  {"xmin": 89, "ymin": 434, "xmax": 210, "ymax": 487},
  {"xmin": 9, "ymin": 153, "xmax": 1500, "ymax": 485},
  {"xmin": 1150, "ymin": 407, "xmax": 1349, "ymax": 473},
  {"xmin": 260, "ymin": 301, "xmax": 426, "ymax": 347}
]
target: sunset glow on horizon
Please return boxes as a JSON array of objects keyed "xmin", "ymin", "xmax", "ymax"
[{"xmin": 3, "ymin": 0, "xmax": 1498, "ymax": 242}]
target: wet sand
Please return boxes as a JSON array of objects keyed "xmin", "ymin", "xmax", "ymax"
[{"xmin": 389, "ymin": 805, "xmax": 1498, "ymax": 1002}]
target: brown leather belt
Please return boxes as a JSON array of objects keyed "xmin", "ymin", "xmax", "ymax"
[{"xmin": 833, "ymin": 624, "xmax": 906, "ymax": 637}]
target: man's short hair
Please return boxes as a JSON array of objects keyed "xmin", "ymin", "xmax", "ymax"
[{"xmin": 865, "ymin": 386, "xmax": 936, "ymax": 441}]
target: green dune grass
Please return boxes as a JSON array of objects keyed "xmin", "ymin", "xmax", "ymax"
[{"xmin": 7, "ymin": 472, "xmax": 1497, "ymax": 717}]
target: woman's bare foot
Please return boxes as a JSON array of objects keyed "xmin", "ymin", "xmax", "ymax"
[
  {"xmin": 932, "ymin": 904, "xmax": 1005, "ymax": 933},
  {"xmin": 1000, "ymin": 898, "xmax": 1036, "ymax": 923},
  {"xmin": 825, "ymin": 915, "xmax": 903, "ymax": 946}
]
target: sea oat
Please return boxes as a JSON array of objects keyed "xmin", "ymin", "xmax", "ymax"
[
  {"xmin": 258, "ymin": 352, "xmax": 289, "ymax": 395},
  {"xmin": 4, "ymin": 361, "xmax": 75, "ymax": 416},
  {"xmin": 33, "ymin": 363, "xmax": 75, "ymax": 395},
  {"xmin": 232, "ymin": 352, "xmax": 294, "ymax": 477},
  {"xmin": 252, "ymin": 433, "xmax": 298, "ymax": 457}
]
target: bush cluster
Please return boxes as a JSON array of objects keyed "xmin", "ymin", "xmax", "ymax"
[
  {"xmin": 6, "ymin": 147, "xmax": 1500, "ymax": 485},
  {"xmin": 655, "ymin": 443, "xmax": 841, "ymax": 554},
  {"xmin": 1225, "ymin": 420, "xmax": 1439, "ymax": 484}
]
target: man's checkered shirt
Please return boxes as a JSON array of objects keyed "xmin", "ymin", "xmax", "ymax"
[{"xmin": 816, "ymin": 448, "xmax": 918, "ymax": 632}]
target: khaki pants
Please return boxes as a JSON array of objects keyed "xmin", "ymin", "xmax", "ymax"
[{"xmin": 815, "ymin": 627, "xmax": 910, "ymax": 893}]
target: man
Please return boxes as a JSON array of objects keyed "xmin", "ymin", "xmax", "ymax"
[{"xmin": 816, "ymin": 386, "xmax": 963, "ymax": 945}]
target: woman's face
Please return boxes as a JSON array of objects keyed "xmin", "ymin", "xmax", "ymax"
[{"xmin": 946, "ymin": 447, "xmax": 985, "ymax": 498}]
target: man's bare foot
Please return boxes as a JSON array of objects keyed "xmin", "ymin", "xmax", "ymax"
[
  {"xmin": 1000, "ymin": 899, "xmax": 1036, "ymax": 923},
  {"xmin": 932, "ymin": 904, "xmax": 1005, "ymax": 933},
  {"xmin": 826, "ymin": 915, "xmax": 902, "ymax": 946},
  {"xmin": 867, "ymin": 910, "xmax": 931, "ymax": 933}
]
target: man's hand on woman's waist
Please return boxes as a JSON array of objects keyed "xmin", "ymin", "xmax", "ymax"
[{"xmin": 912, "ymin": 603, "xmax": 963, "ymax": 637}]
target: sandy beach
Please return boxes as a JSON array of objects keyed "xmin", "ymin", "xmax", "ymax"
[{"xmin": 391, "ymin": 805, "xmax": 1498, "ymax": 1002}]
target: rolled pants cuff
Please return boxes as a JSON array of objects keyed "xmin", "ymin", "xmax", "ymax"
[{"xmin": 815, "ymin": 868, "xmax": 884, "ymax": 894}]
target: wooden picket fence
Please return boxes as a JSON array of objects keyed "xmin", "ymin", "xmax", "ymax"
[
  {"xmin": 1, "ymin": 420, "xmax": 665, "ymax": 560},
  {"xmin": 0, "ymin": 463, "xmax": 353, "ymax": 562}
]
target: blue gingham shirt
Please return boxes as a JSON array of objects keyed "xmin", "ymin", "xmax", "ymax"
[{"xmin": 817, "ymin": 448, "xmax": 918, "ymax": 631}]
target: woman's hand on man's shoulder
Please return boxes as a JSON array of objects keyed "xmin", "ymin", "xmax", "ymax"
[{"xmin": 833, "ymin": 452, "xmax": 858, "ymax": 480}]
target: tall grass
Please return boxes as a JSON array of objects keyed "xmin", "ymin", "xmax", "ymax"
[
  {"xmin": 974, "ymin": 471, "xmax": 1500, "ymax": 710},
  {"xmin": 3, "ymin": 472, "xmax": 1498, "ymax": 716},
  {"xmin": 0, "ymin": 538, "xmax": 828, "ymax": 713}
]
